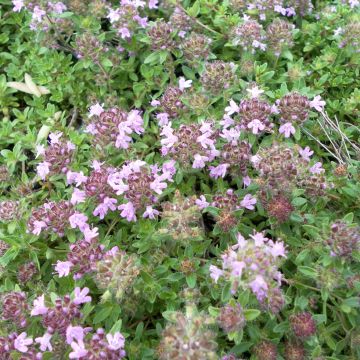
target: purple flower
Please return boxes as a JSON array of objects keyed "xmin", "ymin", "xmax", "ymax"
[
  {"xmin": 309, "ymin": 162, "xmax": 325, "ymax": 174},
  {"xmin": 69, "ymin": 340, "xmax": 88, "ymax": 359},
  {"xmin": 209, "ymin": 265, "xmax": 223, "ymax": 283},
  {"xmin": 249, "ymin": 275, "xmax": 268, "ymax": 301},
  {"xmin": 71, "ymin": 189, "xmax": 86, "ymax": 205},
  {"xmin": 209, "ymin": 164, "xmax": 228, "ymax": 179},
  {"xmin": 270, "ymin": 242, "xmax": 287, "ymax": 258},
  {"xmin": 83, "ymin": 226, "xmax": 99, "ymax": 242},
  {"xmin": 35, "ymin": 332, "xmax": 52, "ymax": 352},
  {"xmin": 73, "ymin": 287, "xmax": 91, "ymax": 305},
  {"xmin": 67, "ymin": 171, "xmax": 88, "ymax": 187},
  {"xmin": 250, "ymin": 232, "xmax": 268, "ymax": 246},
  {"xmin": 231, "ymin": 261, "xmax": 246, "ymax": 276},
  {"xmin": 66, "ymin": 325, "xmax": 86, "ymax": 345},
  {"xmin": 156, "ymin": 112, "xmax": 169, "ymax": 126},
  {"xmin": 151, "ymin": 99, "xmax": 160, "ymax": 106},
  {"xmin": 310, "ymin": 95, "xmax": 326, "ymax": 112},
  {"xmin": 14, "ymin": 332, "xmax": 33, "ymax": 353},
  {"xmin": 196, "ymin": 195, "xmax": 209, "ymax": 209},
  {"xmin": 150, "ymin": 173, "xmax": 168, "ymax": 194},
  {"xmin": 243, "ymin": 176, "xmax": 251, "ymax": 187},
  {"xmin": 106, "ymin": 332, "xmax": 125, "ymax": 350},
  {"xmin": 31, "ymin": 294, "xmax": 48, "ymax": 316},
  {"xmin": 93, "ymin": 197, "xmax": 117, "ymax": 219},
  {"xmin": 55, "ymin": 260, "xmax": 73, "ymax": 277},
  {"xmin": 12, "ymin": 0, "xmax": 24, "ymax": 12},
  {"xmin": 247, "ymin": 119, "xmax": 265, "ymax": 134},
  {"xmin": 119, "ymin": 27, "xmax": 131, "ymax": 39},
  {"xmin": 178, "ymin": 77, "xmax": 192, "ymax": 91},
  {"xmin": 49, "ymin": 131, "xmax": 63, "ymax": 145},
  {"xmin": 32, "ymin": 6, "xmax": 46, "ymax": 22},
  {"xmin": 192, "ymin": 154, "xmax": 208, "ymax": 169},
  {"xmin": 118, "ymin": 202, "xmax": 137, "ymax": 222},
  {"xmin": 240, "ymin": 194, "xmax": 257, "ymax": 210},
  {"xmin": 89, "ymin": 103, "xmax": 104, "ymax": 117},
  {"xmin": 279, "ymin": 122, "xmax": 296, "ymax": 138},
  {"xmin": 148, "ymin": 0, "xmax": 158, "ymax": 9},
  {"xmin": 69, "ymin": 212, "xmax": 89, "ymax": 231},
  {"xmin": 31, "ymin": 220, "xmax": 47, "ymax": 235},
  {"xmin": 143, "ymin": 206, "xmax": 159, "ymax": 219},
  {"xmin": 37, "ymin": 161, "xmax": 50, "ymax": 180},
  {"xmin": 299, "ymin": 146, "xmax": 314, "ymax": 162},
  {"xmin": 225, "ymin": 99, "xmax": 239, "ymax": 116},
  {"xmin": 220, "ymin": 128, "xmax": 240, "ymax": 143}
]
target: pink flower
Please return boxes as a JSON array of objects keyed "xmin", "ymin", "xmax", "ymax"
[
  {"xmin": 119, "ymin": 27, "xmax": 131, "ymax": 39},
  {"xmin": 89, "ymin": 103, "xmax": 104, "ymax": 117},
  {"xmin": 31, "ymin": 295, "xmax": 48, "ymax": 316},
  {"xmin": 73, "ymin": 287, "xmax": 91, "ymax": 305},
  {"xmin": 299, "ymin": 146, "xmax": 314, "ymax": 162},
  {"xmin": 243, "ymin": 176, "xmax": 251, "ymax": 187},
  {"xmin": 107, "ymin": 8, "xmax": 121, "ymax": 23},
  {"xmin": 156, "ymin": 113, "xmax": 169, "ymax": 126},
  {"xmin": 91, "ymin": 160, "xmax": 103, "ymax": 170},
  {"xmin": 69, "ymin": 212, "xmax": 88, "ymax": 231},
  {"xmin": 71, "ymin": 189, "xmax": 86, "ymax": 205},
  {"xmin": 249, "ymin": 275, "xmax": 268, "ymax": 301},
  {"xmin": 148, "ymin": 0, "xmax": 158, "ymax": 9},
  {"xmin": 279, "ymin": 122, "xmax": 296, "ymax": 138},
  {"xmin": 106, "ymin": 332, "xmax": 125, "ymax": 350},
  {"xmin": 250, "ymin": 232, "xmax": 268, "ymax": 246},
  {"xmin": 150, "ymin": 173, "xmax": 168, "ymax": 194},
  {"xmin": 37, "ymin": 161, "xmax": 50, "ymax": 180},
  {"xmin": 196, "ymin": 195, "xmax": 209, "ymax": 209},
  {"xmin": 240, "ymin": 194, "xmax": 257, "ymax": 210},
  {"xmin": 93, "ymin": 197, "xmax": 117, "ymax": 219},
  {"xmin": 220, "ymin": 128, "xmax": 240, "ymax": 143},
  {"xmin": 85, "ymin": 123, "xmax": 97, "ymax": 135},
  {"xmin": 310, "ymin": 95, "xmax": 326, "ymax": 112},
  {"xmin": 143, "ymin": 206, "xmax": 159, "ymax": 219},
  {"xmin": 192, "ymin": 154, "xmax": 208, "ymax": 169},
  {"xmin": 55, "ymin": 261, "xmax": 73, "ymax": 277},
  {"xmin": 231, "ymin": 260, "xmax": 246, "ymax": 276},
  {"xmin": 247, "ymin": 119, "xmax": 265, "ymax": 134},
  {"xmin": 83, "ymin": 226, "xmax": 99, "ymax": 242},
  {"xmin": 12, "ymin": 0, "xmax": 24, "ymax": 12},
  {"xmin": 209, "ymin": 265, "xmax": 223, "ymax": 283},
  {"xmin": 225, "ymin": 99, "xmax": 239, "ymax": 116},
  {"xmin": 35, "ymin": 332, "xmax": 52, "ymax": 352},
  {"xmin": 209, "ymin": 164, "xmax": 228, "ymax": 179},
  {"xmin": 69, "ymin": 340, "xmax": 88, "ymax": 359},
  {"xmin": 66, "ymin": 326, "xmax": 86, "ymax": 345},
  {"xmin": 67, "ymin": 171, "xmax": 88, "ymax": 187},
  {"xmin": 309, "ymin": 162, "xmax": 325, "ymax": 174},
  {"xmin": 118, "ymin": 202, "xmax": 137, "ymax": 222},
  {"xmin": 14, "ymin": 332, "xmax": 33, "ymax": 353},
  {"xmin": 246, "ymin": 86, "xmax": 264, "ymax": 98},
  {"xmin": 150, "ymin": 99, "xmax": 160, "ymax": 106},
  {"xmin": 270, "ymin": 242, "xmax": 287, "ymax": 258},
  {"xmin": 31, "ymin": 220, "xmax": 47, "ymax": 235},
  {"xmin": 32, "ymin": 6, "xmax": 46, "ymax": 22},
  {"xmin": 178, "ymin": 77, "xmax": 192, "ymax": 91},
  {"xmin": 49, "ymin": 131, "xmax": 63, "ymax": 145}
]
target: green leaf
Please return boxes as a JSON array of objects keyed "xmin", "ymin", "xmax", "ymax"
[
  {"xmin": 186, "ymin": 274, "xmax": 197, "ymax": 288},
  {"xmin": 93, "ymin": 305, "xmax": 113, "ymax": 324},
  {"xmin": 187, "ymin": 1, "xmax": 200, "ymax": 17},
  {"xmin": 221, "ymin": 282, "xmax": 231, "ymax": 302},
  {"xmin": 244, "ymin": 309, "xmax": 261, "ymax": 321},
  {"xmin": 291, "ymin": 197, "xmax": 307, "ymax": 206},
  {"xmin": 298, "ymin": 266, "xmax": 317, "ymax": 278}
]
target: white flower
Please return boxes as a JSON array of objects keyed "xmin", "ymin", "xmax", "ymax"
[
  {"xmin": 178, "ymin": 77, "xmax": 192, "ymax": 91},
  {"xmin": 246, "ymin": 85, "xmax": 264, "ymax": 99}
]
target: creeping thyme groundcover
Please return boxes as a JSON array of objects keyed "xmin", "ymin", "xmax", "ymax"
[{"xmin": 0, "ymin": 0, "xmax": 359, "ymax": 359}]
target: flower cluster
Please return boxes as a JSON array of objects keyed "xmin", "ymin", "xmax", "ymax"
[
  {"xmin": 289, "ymin": 312, "xmax": 317, "ymax": 338},
  {"xmin": 266, "ymin": 18, "xmax": 295, "ymax": 56},
  {"xmin": 158, "ymin": 190, "xmax": 204, "ymax": 242},
  {"xmin": 27, "ymin": 200, "xmax": 75, "ymax": 236},
  {"xmin": 0, "ymin": 200, "xmax": 19, "ymax": 222},
  {"xmin": 210, "ymin": 231, "xmax": 286, "ymax": 313},
  {"xmin": 158, "ymin": 305, "xmax": 217, "ymax": 360},
  {"xmin": 17, "ymin": 261, "xmax": 38, "ymax": 284},
  {"xmin": 36, "ymin": 132, "xmax": 75, "ymax": 180},
  {"xmin": 211, "ymin": 190, "xmax": 256, "ymax": 231},
  {"xmin": 107, "ymin": 1, "xmax": 148, "ymax": 40},
  {"xmin": 86, "ymin": 105, "xmax": 144, "ymax": 150},
  {"xmin": 254, "ymin": 340, "xmax": 278, "ymax": 360},
  {"xmin": 160, "ymin": 121, "xmax": 218, "ymax": 170},
  {"xmin": 107, "ymin": 160, "xmax": 175, "ymax": 221},
  {"xmin": 217, "ymin": 303, "xmax": 246, "ymax": 333},
  {"xmin": 327, "ymin": 221, "xmax": 360, "ymax": 258},
  {"xmin": 148, "ymin": 19, "xmax": 176, "ymax": 50},
  {"xmin": 1, "ymin": 291, "xmax": 29, "ymax": 328},
  {"xmin": 253, "ymin": 142, "xmax": 327, "ymax": 196},
  {"xmin": 232, "ymin": 20, "xmax": 266, "ymax": 52},
  {"xmin": 95, "ymin": 246, "xmax": 140, "ymax": 301},
  {"xmin": 181, "ymin": 32, "xmax": 212, "ymax": 64},
  {"xmin": 201, "ymin": 61, "xmax": 237, "ymax": 94}
]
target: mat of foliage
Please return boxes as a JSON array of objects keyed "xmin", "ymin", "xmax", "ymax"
[{"xmin": 0, "ymin": 0, "xmax": 359, "ymax": 359}]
